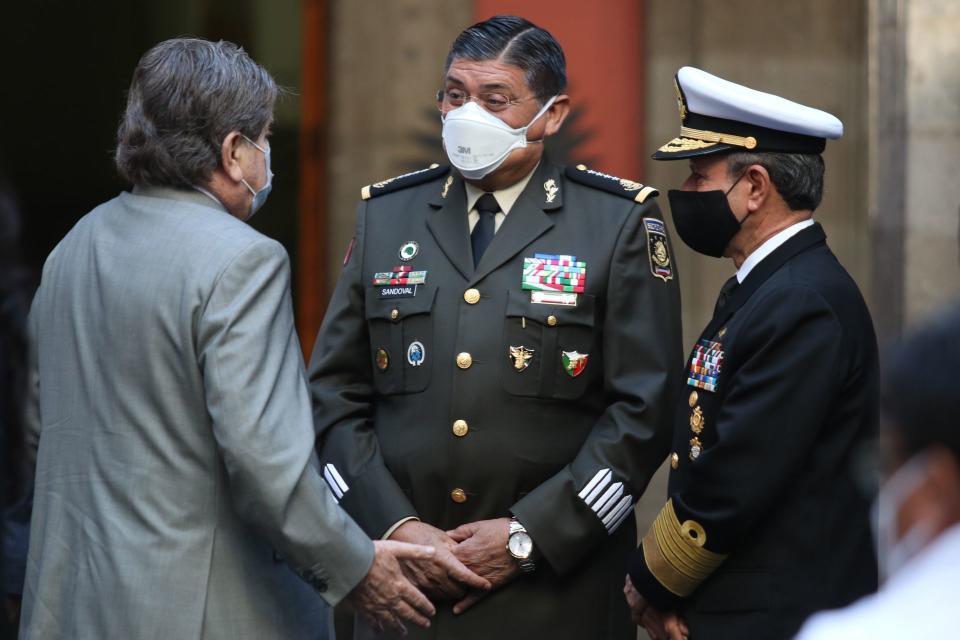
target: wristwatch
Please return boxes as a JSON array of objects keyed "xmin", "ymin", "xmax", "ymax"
[{"xmin": 507, "ymin": 517, "xmax": 537, "ymax": 573}]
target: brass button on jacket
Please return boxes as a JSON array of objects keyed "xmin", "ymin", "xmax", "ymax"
[
  {"xmin": 464, "ymin": 288, "xmax": 481, "ymax": 304},
  {"xmin": 450, "ymin": 488, "xmax": 467, "ymax": 503},
  {"xmin": 452, "ymin": 420, "xmax": 469, "ymax": 437},
  {"xmin": 456, "ymin": 352, "xmax": 473, "ymax": 369}
]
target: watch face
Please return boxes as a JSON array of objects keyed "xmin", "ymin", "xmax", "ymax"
[{"xmin": 508, "ymin": 531, "xmax": 533, "ymax": 559}]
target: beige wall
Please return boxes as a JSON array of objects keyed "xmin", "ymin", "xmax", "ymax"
[{"xmin": 902, "ymin": 0, "xmax": 960, "ymax": 324}]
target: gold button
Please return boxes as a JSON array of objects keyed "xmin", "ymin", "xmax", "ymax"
[
  {"xmin": 547, "ymin": 315, "xmax": 558, "ymax": 327},
  {"xmin": 390, "ymin": 309, "xmax": 399, "ymax": 320},
  {"xmin": 671, "ymin": 453, "xmax": 679, "ymax": 469},
  {"xmin": 688, "ymin": 390, "xmax": 699, "ymax": 407},
  {"xmin": 464, "ymin": 288, "xmax": 481, "ymax": 305},
  {"xmin": 450, "ymin": 488, "xmax": 467, "ymax": 503},
  {"xmin": 452, "ymin": 420, "xmax": 469, "ymax": 437},
  {"xmin": 456, "ymin": 352, "xmax": 473, "ymax": 369}
]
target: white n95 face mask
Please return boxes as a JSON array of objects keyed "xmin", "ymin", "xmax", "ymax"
[{"xmin": 441, "ymin": 96, "xmax": 557, "ymax": 180}]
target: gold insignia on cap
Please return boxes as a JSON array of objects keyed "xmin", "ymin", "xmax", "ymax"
[
  {"xmin": 674, "ymin": 79, "xmax": 688, "ymax": 121},
  {"xmin": 544, "ymin": 179, "xmax": 559, "ymax": 203},
  {"xmin": 658, "ymin": 137, "xmax": 719, "ymax": 153},
  {"xmin": 441, "ymin": 174, "xmax": 453, "ymax": 199},
  {"xmin": 680, "ymin": 126, "xmax": 758, "ymax": 150},
  {"xmin": 642, "ymin": 499, "xmax": 726, "ymax": 597}
]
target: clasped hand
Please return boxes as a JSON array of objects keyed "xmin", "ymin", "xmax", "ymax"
[
  {"xmin": 393, "ymin": 518, "xmax": 521, "ymax": 615},
  {"xmin": 624, "ymin": 575, "xmax": 689, "ymax": 640}
]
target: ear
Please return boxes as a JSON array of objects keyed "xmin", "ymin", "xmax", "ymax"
[
  {"xmin": 743, "ymin": 164, "xmax": 773, "ymax": 213},
  {"xmin": 220, "ymin": 131, "xmax": 246, "ymax": 183},
  {"xmin": 542, "ymin": 94, "xmax": 571, "ymax": 137}
]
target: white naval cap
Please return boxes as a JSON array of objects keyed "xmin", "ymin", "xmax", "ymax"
[{"xmin": 653, "ymin": 66, "xmax": 844, "ymax": 160}]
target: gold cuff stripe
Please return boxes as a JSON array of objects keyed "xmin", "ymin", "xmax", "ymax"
[
  {"xmin": 680, "ymin": 126, "xmax": 758, "ymax": 150},
  {"xmin": 641, "ymin": 499, "xmax": 726, "ymax": 597}
]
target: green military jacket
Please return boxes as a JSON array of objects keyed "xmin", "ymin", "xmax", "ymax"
[{"xmin": 309, "ymin": 160, "xmax": 683, "ymax": 639}]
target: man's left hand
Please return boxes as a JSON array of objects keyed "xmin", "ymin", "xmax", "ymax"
[
  {"xmin": 447, "ymin": 518, "xmax": 521, "ymax": 614},
  {"xmin": 624, "ymin": 575, "xmax": 688, "ymax": 640}
]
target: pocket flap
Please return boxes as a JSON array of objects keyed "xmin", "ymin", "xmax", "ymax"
[
  {"xmin": 505, "ymin": 289, "xmax": 596, "ymax": 328},
  {"xmin": 365, "ymin": 284, "xmax": 437, "ymax": 321}
]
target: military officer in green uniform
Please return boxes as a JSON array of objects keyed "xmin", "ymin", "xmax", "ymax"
[{"xmin": 309, "ymin": 16, "xmax": 683, "ymax": 639}]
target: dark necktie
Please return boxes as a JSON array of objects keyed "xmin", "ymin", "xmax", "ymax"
[
  {"xmin": 713, "ymin": 275, "xmax": 739, "ymax": 318},
  {"xmin": 471, "ymin": 193, "xmax": 499, "ymax": 268}
]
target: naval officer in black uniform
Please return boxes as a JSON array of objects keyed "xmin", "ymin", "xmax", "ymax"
[
  {"xmin": 308, "ymin": 15, "xmax": 683, "ymax": 640},
  {"xmin": 626, "ymin": 67, "xmax": 879, "ymax": 640}
]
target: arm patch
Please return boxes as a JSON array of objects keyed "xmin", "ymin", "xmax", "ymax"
[{"xmin": 565, "ymin": 164, "xmax": 659, "ymax": 204}]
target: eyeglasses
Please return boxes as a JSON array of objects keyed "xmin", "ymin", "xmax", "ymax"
[{"xmin": 436, "ymin": 88, "xmax": 538, "ymax": 113}]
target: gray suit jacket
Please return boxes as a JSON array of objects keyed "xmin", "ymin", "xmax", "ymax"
[{"xmin": 20, "ymin": 187, "xmax": 374, "ymax": 639}]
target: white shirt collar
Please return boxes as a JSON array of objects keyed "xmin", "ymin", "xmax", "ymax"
[
  {"xmin": 736, "ymin": 219, "xmax": 815, "ymax": 283},
  {"xmin": 464, "ymin": 164, "xmax": 539, "ymax": 216}
]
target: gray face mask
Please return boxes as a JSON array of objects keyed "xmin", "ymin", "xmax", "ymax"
[{"xmin": 240, "ymin": 134, "xmax": 273, "ymax": 218}]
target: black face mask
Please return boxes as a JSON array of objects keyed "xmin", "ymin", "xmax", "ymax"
[{"xmin": 667, "ymin": 175, "xmax": 745, "ymax": 258}]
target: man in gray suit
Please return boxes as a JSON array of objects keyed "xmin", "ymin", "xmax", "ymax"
[{"xmin": 20, "ymin": 38, "xmax": 479, "ymax": 639}]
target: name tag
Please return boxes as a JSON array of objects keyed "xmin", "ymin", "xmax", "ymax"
[
  {"xmin": 530, "ymin": 291, "xmax": 578, "ymax": 306},
  {"xmin": 378, "ymin": 285, "xmax": 418, "ymax": 299}
]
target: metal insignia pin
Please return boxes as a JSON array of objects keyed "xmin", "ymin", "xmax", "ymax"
[
  {"xmin": 441, "ymin": 175, "xmax": 453, "ymax": 199},
  {"xmin": 690, "ymin": 406, "xmax": 705, "ymax": 434},
  {"xmin": 689, "ymin": 437, "xmax": 703, "ymax": 460},
  {"xmin": 543, "ymin": 179, "xmax": 559, "ymax": 203},
  {"xmin": 508, "ymin": 345, "xmax": 535, "ymax": 372},
  {"xmin": 561, "ymin": 350, "xmax": 589, "ymax": 378},
  {"xmin": 398, "ymin": 241, "xmax": 420, "ymax": 262},
  {"xmin": 406, "ymin": 340, "xmax": 425, "ymax": 367}
]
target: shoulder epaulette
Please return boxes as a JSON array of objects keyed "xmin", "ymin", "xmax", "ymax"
[
  {"xmin": 565, "ymin": 164, "xmax": 659, "ymax": 204},
  {"xmin": 361, "ymin": 164, "xmax": 449, "ymax": 200}
]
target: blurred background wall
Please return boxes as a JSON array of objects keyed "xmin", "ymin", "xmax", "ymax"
[{"xmin": 2, "ymin": 2, "xmax": 957, "ymax": 635}]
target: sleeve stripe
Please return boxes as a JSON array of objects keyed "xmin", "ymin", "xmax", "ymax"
[
  {"xmin": 607, "ymin": 499, "xmax": 635, "ymax": 532},
  {"xmin": 594, "ymin": 482, "xmax": 624, "ymax": 518},
  {"xmin": 603, "ymin": 495, "xmax": 633, "ymax": 528},
  {"xmin": 323, "ymin": 466, "xmax": 345, "ymax": 499},
  {"xmin": 578, "ymin": 468, "xmax": 611, "ymax": 501},
  {"xmin": 641, "ymin": 499, "xmax": 727, "ymax": 596},
  {"xmin": 325, "ymin": 463, "xmax": 349, "ymax": 493},
  {"xmin": 581, "ymin": 469, "xmax": 612, "ymax": 505}
]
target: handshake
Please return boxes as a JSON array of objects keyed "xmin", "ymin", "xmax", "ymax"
[{"xmin": 348, "ymin": 518, "xmax": 517, "ymax": 635}]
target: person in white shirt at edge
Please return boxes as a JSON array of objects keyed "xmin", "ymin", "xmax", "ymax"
[{"xmin": 795, "ymin": 303, "xmax": 960, "ymax": 639}]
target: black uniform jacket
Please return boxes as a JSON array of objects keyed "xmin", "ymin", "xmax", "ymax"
[
  {"xmin": 309, "ymin": 161, "xmax": 683, "ymax": 639},
  {"xmin": 629, "ymin": 223, "xmax": 878, "ymax": 639}
]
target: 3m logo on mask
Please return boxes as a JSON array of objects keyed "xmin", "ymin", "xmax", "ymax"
[{"xmin": 441, "ymin": 96, "xmax": 557, "ymax": 180}]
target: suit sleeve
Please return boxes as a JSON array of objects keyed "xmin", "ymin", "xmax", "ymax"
[
  {"xmin": 629, "ymin": 285, "xmax": 846, "ymax": 609},
  {"xmin": 511, "ymin": 200, "xmax": 684, "ymax": 575},
  {"xmin": 197, "ymin": 237, "xmax": 374, "ymax": 606},
  {"xmin": 307, "ymin": 202, "xmax": 418, "ymax": 538}
]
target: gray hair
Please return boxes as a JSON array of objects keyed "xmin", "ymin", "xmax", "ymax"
[
  {"xmin": 725, "ymin": 151, "xmax": 825, "ymax": 211},
  {"xmin": 115, "ymin": 38, "xmax": 277, "ymax": 188}
]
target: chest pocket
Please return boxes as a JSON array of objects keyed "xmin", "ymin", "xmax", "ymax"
[
  {"xmin": 364, "ymin": 285, "xmax": 437, "ymax": 395},
  {"xmin": 500, "ymin": 289, "xmax": 598, "ymax": 400}
]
